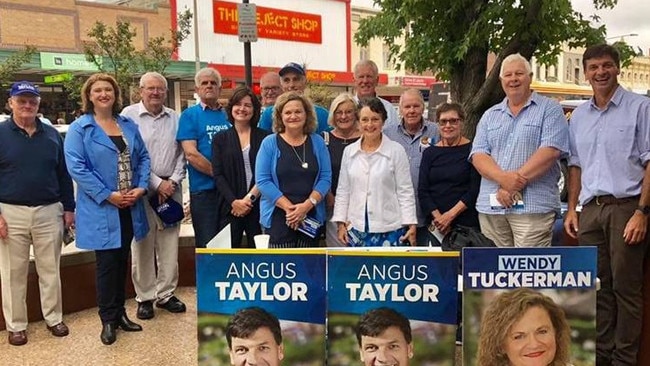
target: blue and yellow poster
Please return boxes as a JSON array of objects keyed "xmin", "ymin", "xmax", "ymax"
[
  {"xmin": 196, "ymin": 248, "xmax": 327, "ymax": 365},
  {"xmin": 327, "ymin": 249, "xmax": 460, "ymax": 366},
  {"xmin": 462, "ymin": 246, "xmax": 597, "ymax": 366}
]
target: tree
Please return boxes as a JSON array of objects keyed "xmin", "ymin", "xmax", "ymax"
[
  {"xmin": 355, "ymin": 0, "xmax": 621, "ymax": 137},
  {"xmin": 64, "ymin": 8, "xmax": 193, "ymax": 106},
  {"xmin": 0, "ymin": 45, "xmax": 37, "ymax": 90}
]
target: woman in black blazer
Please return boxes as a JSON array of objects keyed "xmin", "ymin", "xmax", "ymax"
[{"xmin": 211, "ymin": 86, "xmax": 270, "ymax": 248}]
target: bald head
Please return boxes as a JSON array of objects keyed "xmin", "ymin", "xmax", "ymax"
[{"xmin": 260, "ymin": 72, "xmax": 282, "ymax": 107}]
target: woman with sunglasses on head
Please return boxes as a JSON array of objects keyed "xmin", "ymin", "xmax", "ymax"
[
  {"xmin": 418, "ymin": 102, "xmax": 480, "ymax": 243},
  {"xmin": 322, "ymin": 93, "xmax": 361, "ymax": 246}
]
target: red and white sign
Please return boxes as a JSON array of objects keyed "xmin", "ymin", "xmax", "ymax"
[
  {"xmin": 401, "ymin": 76, "xmax": 438, "ymax": 87},
  {"xmin": 213, "ymin": 0, "xmax": 322, "ymax": 44}
]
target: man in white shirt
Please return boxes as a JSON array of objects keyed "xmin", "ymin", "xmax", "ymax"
[
  {"xmin": 121, "ymin": 72, "xmax": 187, "ymax": 320},
  {"xmin": 353, "ymin": 59, "xmax": 399, "ymax": 126}
]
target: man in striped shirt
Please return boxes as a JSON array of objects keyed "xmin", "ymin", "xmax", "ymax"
[{"xmin": 470, "ymin": 53, "xmax": 569, "ymax": 247}]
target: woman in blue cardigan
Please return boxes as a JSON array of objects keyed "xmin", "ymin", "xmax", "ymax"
[
  {"xmin": 64, "ymin": 73, "xmax": 150, "ymax": 345},
  {"xmin": 255, "ymin": 92, "xmax": 331, "ymax": 248}
]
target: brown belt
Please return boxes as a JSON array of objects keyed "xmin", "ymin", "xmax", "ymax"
[{"xmin": 587, "ymin": 195, "xmax": 639, "ymax": 206}]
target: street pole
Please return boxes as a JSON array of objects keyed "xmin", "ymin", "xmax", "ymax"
[
  {"xmin": 243, "ymin": 0, "xmax": 253, "ymax": 87},
  {"xmin": 193, "ymin": 0, "xmax": 200, "ymax": 73}
]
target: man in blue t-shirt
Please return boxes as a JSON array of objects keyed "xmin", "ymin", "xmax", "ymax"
[
  {"xmin": 176, "ymin": 67, "xmax": 231, "ymax": 248},
  {"xmin": 257, "ymin": 62, "xmax": 331, "ymax": 133}
]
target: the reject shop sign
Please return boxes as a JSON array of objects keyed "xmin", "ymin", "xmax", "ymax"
[{"xmin": 213, "ymin": 0, "xmax": 322, "ymax": 44}]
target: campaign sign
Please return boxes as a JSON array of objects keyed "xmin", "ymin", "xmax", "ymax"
[
  {"xmin": 327, "ymin": 250, "xmax": 460, "ymax": 365},
  {"xmin": 196, "ymin": 248, "xmax": 327, "ymax": 365},
  {"xmin": 462, "ymin": 246, "xmax": 597, "ymax": 366}
]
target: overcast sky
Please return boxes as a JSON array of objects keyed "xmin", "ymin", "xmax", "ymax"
[{"xmin": 351, "ymin": 0, "xmax": 650, "ymax": 54}]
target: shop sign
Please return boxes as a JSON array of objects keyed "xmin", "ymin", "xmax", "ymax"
[
  {"xmin": 44, "ymin": 73, "xmax": 73, "ymax": 84},
  {"xmin": 213, "ymin": 0, "xmax": 322, "ymax": 44},
  {"xmin": 40, "ymin": 52, "xmax": 100, "ymax": 71},
  {"xmin": 401, "ymin": 76, "xmax": 437, "ymax": 87}
]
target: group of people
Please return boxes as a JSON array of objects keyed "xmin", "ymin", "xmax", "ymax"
[{"xmin": 0, "ymin": 43, "xmax": 647, "ymax": 364}]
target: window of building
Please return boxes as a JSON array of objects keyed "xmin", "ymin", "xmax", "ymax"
[{"xmin": 382, "ymin": 44, "xmax": 394, "ymax": 70}]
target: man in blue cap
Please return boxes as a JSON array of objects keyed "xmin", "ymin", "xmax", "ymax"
[
  {"xmin": 257, "ymin": 62, "xmax": 331, "ymax": 133},
  {"xmin": 0, "ymin": 81, "xmax": 75, "ymax": 345}
]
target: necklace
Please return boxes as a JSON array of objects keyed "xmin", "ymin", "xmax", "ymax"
[
  {"xmin": 439, "ymin": 136, "xmax": 463, "ymax": 147},
  {"xmin": 291, "ymin": 140, "xmax": 308, "ymax": 169}
]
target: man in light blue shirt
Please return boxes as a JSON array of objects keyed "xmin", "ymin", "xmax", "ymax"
[
  {"xmin": 384, "ymin": 88, "xmax": 439, "ymax": 246},
  {"xmin": 257, "ymin": 62, "xmax": 330, "ymax": 133},
  {"xmin": 564, "ymin": 44, "xmax": 650, "ymax": 366},
  {"xmin": 470, "ymin": 53, "xmax": 568, "ymax": 247}
]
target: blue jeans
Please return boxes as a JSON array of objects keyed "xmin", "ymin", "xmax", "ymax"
[{"xmin": 190, "ymin": 189, "xmax": 223, "ymax": 248}]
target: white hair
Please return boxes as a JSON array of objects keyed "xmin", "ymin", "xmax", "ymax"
[{"xmin": 499, "ymin": 53, "xmax": 532, "ymax": 77}]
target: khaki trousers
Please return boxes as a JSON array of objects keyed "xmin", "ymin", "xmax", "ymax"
[
  {"xmin": 131, "ymin": 190, "xmax": 181, "ymax": 303},
  {"xmin": 0, "ymin": 202, "xmax": 63, "ymax": 332},
  {"xmin": 478, "ymin": 212, "xmax": 555, "ymax": 247}
]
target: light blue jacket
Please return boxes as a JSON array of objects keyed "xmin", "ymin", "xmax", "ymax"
[
  {"xmin": 255, "ymin": 133, "xmax": 332, "ymax": 228},
  {"xmin": 64, "ymin": 114, "xmax": 150, "ymax": 250}
]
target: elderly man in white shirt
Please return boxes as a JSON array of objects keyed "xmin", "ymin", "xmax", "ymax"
[{"xmin": 121, "ymin": 72, "xmax": 187, "ymax": 320}]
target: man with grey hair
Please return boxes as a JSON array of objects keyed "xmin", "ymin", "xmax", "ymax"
[
  {"xmin": 353, "ymin": 59, "xmax": 399, "ymax": 126},
  {"xmin": 260, "ymin": 71, "xmax": 282, "ymax": 111},
  {"xmin": 470, "ymin": 53, "xmax": 568, "ymax": 247},
  {"xmin": 176, "ymin": 67, "xmax": 230, "ymax": 248},
  {"xmin": 0, "ymin": 81, "xmax": 75, "ymax": 345},
  {"xmin": 122, "ymin": 72, "xmax": 187, "ymax": 319},
  {"xmin": 384, "ymin": 88, "xmax": 439, "ymax": 246}
]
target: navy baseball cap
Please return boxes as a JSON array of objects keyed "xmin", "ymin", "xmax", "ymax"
[
  {"xmin": 279, "ymin": 62, "xmax": 305, "ymax": 77},
  {"xmin": 10, "ymin": 81, "xmax": 40, "ymax": 97}
]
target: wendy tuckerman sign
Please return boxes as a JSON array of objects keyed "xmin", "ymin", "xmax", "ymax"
[
  {"xmin": 462, "ymin": 246, "xmax": 597, "ymax": 366},
  {"xmin": 463, "ymin": 247, "xmax": 597, "ymax": 290}
]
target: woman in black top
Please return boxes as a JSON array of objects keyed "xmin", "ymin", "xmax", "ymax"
[
  {"xmin": 212, "ymin": 86, "xmax": 270, "ymax": 248},
  {"xmin": 418, "ymin": 102, "xmax": 480, "ymax": 243},
  {"xmin": 323, "ymin": 93, "xmax": 360, "ymax": 246}
]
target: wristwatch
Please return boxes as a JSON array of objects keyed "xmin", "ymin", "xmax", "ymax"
[
  {"xmin": 636, "ymin": 205, "xmax": 650, "ymax": 216},
  {"xmin": 248, "ymin": 194, "xmax": 257, "ymax": 203},
  {"xmin": 308, "ymin": 197, "xmax": 318, "ymax": 206}
]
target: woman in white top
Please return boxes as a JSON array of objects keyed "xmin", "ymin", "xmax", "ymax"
[{"xmin": 332, "ymin": 97, "xmax": 417, "ymax": 246}]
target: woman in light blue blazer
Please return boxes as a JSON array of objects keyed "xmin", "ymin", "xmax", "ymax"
[{"xmin": 64, "ymin": 73, "xmax": 150, "ymax": 345}]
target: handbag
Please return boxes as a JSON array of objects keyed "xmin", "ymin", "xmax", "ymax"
[
  {"xmin": 441, "ymin": 225, "xmax": 495, "ymax": 272},
  {"xmin": 148, "ymin": 196, "xmax": 184, "ymax": 228},
  {"xmin": 441, "ymin": 225, "xmax": 496, "ymax": 251}
]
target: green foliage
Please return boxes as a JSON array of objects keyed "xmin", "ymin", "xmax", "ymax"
[
  {"xmin": 83, "ymin": 20, "xmax": 139, "ymax": 99},
  {"xmin": 67, "ymin": 8, "xmax": 194, "ymax": 106},
  {"xmin": 355, "ymin": 0, "xmax": 619, "ymax": 137},
  {"xmin": 138, "ymin": 7, "xmax": 193, "ymax": 74},
  {"xmin": 611, "ymin": 41, "xmax": 637, "ymax": 68},
  {"xmin": 0, "ymin": 45, "xmax": 36, "ymax": 90}
]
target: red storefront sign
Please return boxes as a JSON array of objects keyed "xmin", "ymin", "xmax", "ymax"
[
  {"xmin": 401, "ymin": 76, "xmax": 437, "ymax": 87},
  {"xmin": 213, "ymin": 0, "xmax": 322, "ymax": 44}
]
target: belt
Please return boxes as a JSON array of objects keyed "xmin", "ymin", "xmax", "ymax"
[{"xmin": 587, "ymin": 195, "xmax": 639, "ymax": 206}]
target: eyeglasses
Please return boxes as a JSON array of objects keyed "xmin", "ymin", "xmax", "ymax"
[
  {"xmin": 437, "ymin": 118, "xmax": 462, "ymax": 126},
  {"xmin": 261, "ymin": 86, "xmax": 281, "ymax": 92},
  {"xmin": 143, "ymin": 87, "xmax": 166, "ymax": 93},
  {"xmin": 200, "ymin": 80, "xmax": 219, "ymax": 86}
]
